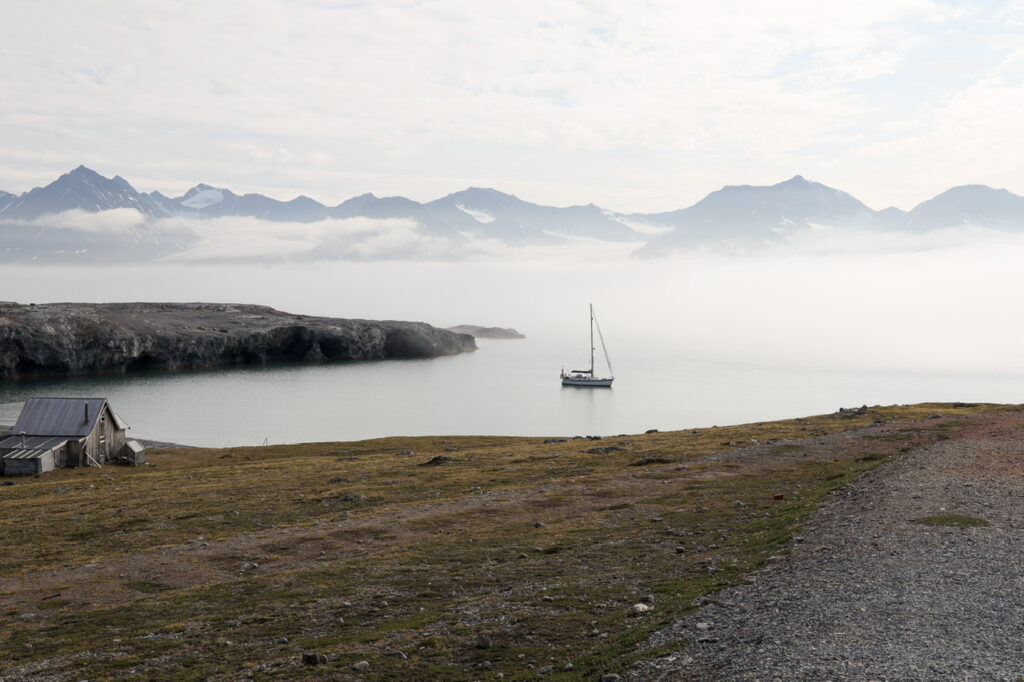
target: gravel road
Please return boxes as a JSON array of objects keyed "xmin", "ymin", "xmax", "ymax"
[{"xmin": 631, "ymin": 411, "xmax": 1024, "ymax": 681}]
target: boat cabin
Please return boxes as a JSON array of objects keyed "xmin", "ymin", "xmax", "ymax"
[{"xmin": 0, "ymin": 398, "xmax": 144, "ymax": 475}]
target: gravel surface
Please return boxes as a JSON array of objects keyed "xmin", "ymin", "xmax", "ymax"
[{"xmin": 631, "ymin": 411, "xmax": 1024, "ymax": 681}]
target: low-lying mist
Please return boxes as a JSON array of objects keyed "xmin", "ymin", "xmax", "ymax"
[{"xmin": 4, "ymin": 225, "xmax": 1024, "ymax": 379}]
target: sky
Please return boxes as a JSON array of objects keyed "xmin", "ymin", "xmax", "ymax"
[{"xmin": 2, "ymin": 0, "xmax": 1023, "ymax": 213}]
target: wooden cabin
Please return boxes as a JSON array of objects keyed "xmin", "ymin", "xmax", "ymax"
[{"xmin": 0, "ymin": 398, "xmax": 145, "ymax": 475}]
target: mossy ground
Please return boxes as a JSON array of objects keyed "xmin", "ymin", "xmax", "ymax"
[{"xmin": 0, "ymin": 402, "xmax": 1010, "ymax": 680}]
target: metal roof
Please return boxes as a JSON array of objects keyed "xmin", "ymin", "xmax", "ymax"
[
  {"xmin": 0, "ymin": 435, "xmax": 68, "ymax": 459},
  {"xmin": 11, "ymin": 398, "xmax": 111, "ymax": 437}
]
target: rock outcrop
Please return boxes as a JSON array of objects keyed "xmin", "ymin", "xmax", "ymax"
[
  {"xmin": 0, "ymin": 302, "xmax": 476, "ymax": 380},
  {"xmin": 446, "ymin": 324, "xmax": 526, "ymax": 339}
]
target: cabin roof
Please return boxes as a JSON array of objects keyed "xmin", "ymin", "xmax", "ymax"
[
  {"xmin": 0, "ymin": 435, "xmax": 68, "ymax": 459},
  {"xmin": 11, "ymin": 398, "xmax": 116, "ymax": 437}
]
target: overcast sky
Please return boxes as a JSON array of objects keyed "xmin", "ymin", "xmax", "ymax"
[{"xmin": 2, "ymin": 0, "xmax": 1022, "ymax": 212}]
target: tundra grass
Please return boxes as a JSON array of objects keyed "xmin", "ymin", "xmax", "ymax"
[{"xmin": 0, "ymin": 402, "xmax": 1011, "ymax": 680}]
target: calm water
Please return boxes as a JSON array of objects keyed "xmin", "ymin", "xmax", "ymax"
[
  {"xmin": 4, "ymin": 254, "xmax": 1024, "ymax": 447},
  {"xmin": 2, "ymin": 335, "xmax": 1021, "ymax": 448}
]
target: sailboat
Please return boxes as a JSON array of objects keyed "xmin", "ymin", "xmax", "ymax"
[{"xmin": 560, "ymin": 304, "xmax": 614, "ymax": 387}]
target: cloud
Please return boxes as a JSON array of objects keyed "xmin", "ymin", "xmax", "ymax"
[
  {"xmin": 3, "ymin": 0, "xmax": 1008, "ymax": 212},
  {"xmin": 159, "ymin": 214, "xmax": 469, "ymax": 261},
  {"xmin": 1, "ymin": 208, "xmax": 148, "ymax": 234},
  {"xmin": 780, "ymin": 223, "xmax": 1024, "ymax": 256}
]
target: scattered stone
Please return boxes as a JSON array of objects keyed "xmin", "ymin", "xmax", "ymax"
[
  {"xmin": 474, "ymin": 660, "xmax": 492, "ymax": 670},
  {"xmin": 2, "ymin": 481, "xmax": 15, "ymax": 486},
  {"xmin": 927, "ymin": 413, "xmax": 943, "ymax": 420},
  {"xmin": 641, "ymin": 594, "xmax": 656, "ymax": 604},
  {"xmin": 276, "ymin": 637, "xmax": 289, "ymax": 644},
  {"xmin": 328, "ymin": 477, "xmax": 350, "ymax": 483},
  {"xmin": 397, "ymin": 450, "xmax": 415, "ymax": 456},
  {"xmin": 585, "ymin": 446, "xmax": 624, "ymax": 454},
  {"xmin": 544, "ymin": 438, "xmax": 567, "ymax": 444},
  {"xmin": 476, "ymin": 634, "xmax": 493, "ymax": 649},
  {"xmin": 696, "ymin": 622, "xmax": 712, "ymax": 631},
  {"xmin": 302, "ymin": 652, "xmax": 327, "ymax": 666},
  {"xmin": 352, "ymin": 660, "xmax": 370, "ymax": 671},
  {"xmin": 631, "ymin": 456, "xmax": 671, "ymax": 466},
  {"xmin": 630, "ymin": 603, "xmax": 652, "ymax": 616},
  {"xmin": 586, "ymin": 435, "xmax": 603, "ymax": 440},
  {"xmin": 773, "ymin": 493, "xmax": 785, "ymax": 500},
  {"xmin": 419, "ymin": 455, "xmax": 454, "ymax": 466},
  {"xmin": 732, "ymin": 500, "xmax": 745, "ymax": 508},
  {"xmin": 537, "ymin": 665, "xmax": 555, "ymax": 675},
  {"xmin": 542, "ymin": 595, "xmax": 555, "ymax": 602},
  {"xmin": 697, "ymin": 635, "xmax": 719, "ymax": 643},
  {"xmin": 534, "ymin": 522, "xmax": 545, "ymax": 528},
  {"xmin": 563, "ymin": 662, "xmax": 574, "ymax": 670},
  {"xmin": 600, "ymin": 675, "xmax": 622, "ymax": 682},
  {"xmin": 645, "ymin": 428, "xmax": 659, "ymax": 434},
  {"xmin": 518, "ymin": 552, "xmax": 528, "ymax": 559},
  {"xmin": 387, "ymin": 650, "xmax": 408, "ymax": 660}
]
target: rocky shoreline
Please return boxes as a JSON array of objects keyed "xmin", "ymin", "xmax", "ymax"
[
  {"xmin": 0, "ymin": 302, "xmax": 476, "ymax": 380},
  {"xmin": 445, "ymin": 324, "xmax": 526, "ymax": 339}
]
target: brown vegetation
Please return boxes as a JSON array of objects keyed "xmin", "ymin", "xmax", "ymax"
[{"xmin": 0, "ymin": 402, "xmax": 1008, "ymax": 680}]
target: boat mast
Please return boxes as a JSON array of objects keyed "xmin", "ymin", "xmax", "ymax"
[
  {"xmin": 589, "ymin": 303, "xmax": 595, "ymax": 375},
  {"xmin": 593, "ymin": 309, "xmax": 613, "ymax": 378}
]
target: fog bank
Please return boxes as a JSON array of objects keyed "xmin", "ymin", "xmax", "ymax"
[{"xmin": 4, "ymin": 230, "xmax": 1024, "ymax": 378}]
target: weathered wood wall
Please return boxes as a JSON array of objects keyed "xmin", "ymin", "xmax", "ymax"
[
  {"xmin": 3, "ymin": 451, "xmax": 55, "ymax": 475},
  {"xmin": 78, "ymin": 404, "xmax": 127, "ymax": 465}
]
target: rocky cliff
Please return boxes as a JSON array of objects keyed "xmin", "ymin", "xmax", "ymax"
[
  {"xmin": 0, "ymin": 302, "xmax": 476, "ymax": 380},
  {"xmin": 446, "ymin": 324, "xmax": 526, "ymax": 339}
]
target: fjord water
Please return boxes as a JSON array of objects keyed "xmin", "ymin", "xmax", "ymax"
[
  {"xmin": 3, "ymin": 244, "xmax": 1024, "ymax": 447},
  {"xmin": 1, "ymin": 335, "xmax": 1021, "ymax": 448}
]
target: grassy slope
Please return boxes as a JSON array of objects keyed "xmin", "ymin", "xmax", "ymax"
[{"xmin": 0, "ymin": 403, "xmax": 1009, "ymax": 680}]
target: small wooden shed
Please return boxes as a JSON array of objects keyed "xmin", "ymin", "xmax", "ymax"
[{"xmin": 0, "ymin": 398, "xmax": 144, "ymax": 475}]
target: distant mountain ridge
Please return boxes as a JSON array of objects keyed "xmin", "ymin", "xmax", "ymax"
[
  {"xmin": 635, "ymin": 175, "xmax": 878, "ymax": 254},
  {"xmin": 2, "ymin": 166, "xmax": 1024, "ymax": 261},
  {"xmin": 0, "ymin": 166, "xmax": 169, "ymax": 220}
]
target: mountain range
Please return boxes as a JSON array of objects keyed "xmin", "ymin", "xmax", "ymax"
[{"xmin": 1, "ymin": 166, "xmax": 1023, "ymax": 262}]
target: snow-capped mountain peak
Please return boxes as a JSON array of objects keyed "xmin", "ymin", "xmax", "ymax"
[{"xmin": 180, "ymin": 184, "xmax": 227, "ymax": 209}]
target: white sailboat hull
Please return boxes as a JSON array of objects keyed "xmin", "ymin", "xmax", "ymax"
[{"xmin": 561, "ymin": 374, "xmax": 613, "ymax": 387}]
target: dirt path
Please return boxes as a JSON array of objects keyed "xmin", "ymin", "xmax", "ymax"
[{"xmin": 631, "ymin": 411, "xmax": 1024, "ymax": 681}]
